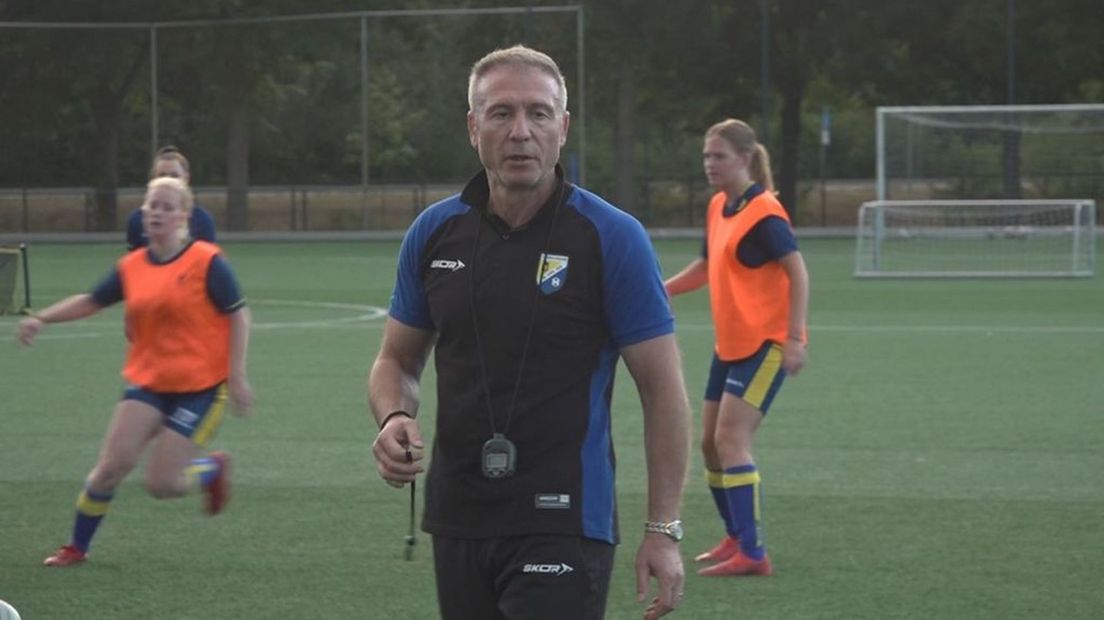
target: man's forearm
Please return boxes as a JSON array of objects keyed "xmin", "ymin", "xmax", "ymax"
[
  {"xmin": 368, "ymin": 357, "xmax": 422, "ymax": 427},
  {"xmin": 640, "ymin": 378, "xmax": 691, "ymax": 521}
]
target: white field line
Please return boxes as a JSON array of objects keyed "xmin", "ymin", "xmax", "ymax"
[
  {"xmin": 675, "ymin": 323, "xmax": 1104, "ymax": 335},
  {"xmin": 1, "ymin": 298, "xmax": 389, "ymax": 340}
]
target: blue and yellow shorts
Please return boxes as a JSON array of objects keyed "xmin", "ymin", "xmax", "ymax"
[
  {"xmin": 704, "ymin": 341, "xmax": 786, "ymax": 414},
  {"xmin": 122, "ymin": 383, "xmax": 228, "ymax": 447}
]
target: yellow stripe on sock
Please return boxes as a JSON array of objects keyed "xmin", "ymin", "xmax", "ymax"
[
  {"xmin": 743, "ymin": 344, "xmax": 783, "ymax": 409},
  {"xmin": 706, "ymin": 469, "xmax": 725, "ymax": 488},
  {"xmin": 184, "ymin": 462, "xmax": 217, "ymax": 487},
  {"xmin": 192, "ymin": 385, "xmax": 228, "ymax": 447},
  {"xmin": 721, "ymin": 470, "xmax": 761, "ymax": 488},
  {"xmin": 76, "ymin": 491, "xmax": 111, "ymax": 516}
]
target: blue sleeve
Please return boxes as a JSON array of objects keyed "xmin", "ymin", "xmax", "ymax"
[
  {"xmin": 205, "ymin": 255, "xmax": 246, "ymax": 313},
  {"xmin": 753, "ymin": 216, "xmax": 799, "ymax": 260},
  {"xmin": 126, "ymin": 210, "xmax": 145, "ymax": 250},
  {"xmin": 700, "ymin": 236, "xmax": 708, "ymax": 259},
  {"xmin": 389, "ymin": 217, "xmax": 435, "ymax": 330},
  {"xmin": 190, "ymin": 206, "xmax": 217, "ymax": 243},
  {"xmin": 89, "ymin": 269, "xmax": 124, "ymax": 307},
  {"xmin": 598, "ymin": 214, "xmax": 675, "ymax": 347}
]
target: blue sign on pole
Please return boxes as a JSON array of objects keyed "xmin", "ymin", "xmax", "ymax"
[{"xmin": 820, "ymin": 106, "xmax": 832, "ymax": 147}]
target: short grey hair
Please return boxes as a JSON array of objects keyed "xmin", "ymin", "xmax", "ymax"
[{"xmin": 467, "ymin": 44, "xmax": 568, "ymax": 114}]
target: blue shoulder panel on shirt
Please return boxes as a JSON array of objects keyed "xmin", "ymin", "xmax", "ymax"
[
  {"xmin": 191, "ymin": 205, "xmax": 217, "ymax": 243},
  {"xmin": 566, "ymin": 187, "xmax": 674, "ymax": 348},
  {"xmin": 389, "ymin": 195, "xmax": 470, "ymax": 330},
  {"xmin": 737, "ymin": 215, "xmax": 798, "ymax": 267},
  {"xmin": 125, "ymin": 210, "xmax": 144, "ymax": 250},
  {"xmin": 206, "ymin": 255, "xmax": 245, "ymax": 312},
  {"xmin": 90, "ymin": 268, "xmax": 124, "ymax": 307}
]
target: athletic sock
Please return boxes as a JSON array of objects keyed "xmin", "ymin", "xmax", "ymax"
[
  {"xmin": 723, "ymin": 464, "xmax": 766, "ymax": 560},
  {"xmin": 185, "ymin": 456, "xmax": 220, "ymax": 489},
  {"xmin": 707, "ymin": 469, "xmax": 738, "ymax": 538},
  {"xmin": 72, "ymin": 485, "xmax": 114, "ymax": 552}
]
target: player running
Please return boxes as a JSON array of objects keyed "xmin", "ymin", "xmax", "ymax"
[{"xmin": 17, "ymin": 176, "xmax": 253, "ymax": 567}]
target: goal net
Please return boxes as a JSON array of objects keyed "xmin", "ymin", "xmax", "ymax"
[
  {"xmin": 0, "ymin": 244, "xmax": 31, "ymax": 314},
  {"xmin": 854, "ymin": 200, "xmax": 1096, "ymax": 278},
  {"xmin": 876, "ymin": 104, "xmax": 1104, "ymax": 203}
]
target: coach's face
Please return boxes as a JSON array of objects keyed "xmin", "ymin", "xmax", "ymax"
[{"xmin": 468, "ymin": 64, "xmax": 570, "ymax": 193}]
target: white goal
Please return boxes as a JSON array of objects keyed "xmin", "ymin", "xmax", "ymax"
[{"xmin": 854, "ymin": 200, "xmax": 1096, "ymax": 278}]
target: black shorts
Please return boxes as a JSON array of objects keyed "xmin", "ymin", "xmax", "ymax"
[{"xmin": 432, "ymin": 534, "xmax": 615, "ymax": 620}]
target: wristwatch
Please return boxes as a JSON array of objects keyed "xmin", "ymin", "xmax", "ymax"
[{"xmin": 644, "ymin": 519, "xmax": 684, "ymax": 542}]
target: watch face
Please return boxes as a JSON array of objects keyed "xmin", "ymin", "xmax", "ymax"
[{"xmin": 669, "ymin": 521, "xmax": 684, "ymax": 541}]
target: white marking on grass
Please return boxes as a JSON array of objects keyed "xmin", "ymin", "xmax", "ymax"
[
  {"xmin": 1, "ymin": 298, "xmax": 388, "ymax": 340},
  {"xmin": 675, "ymin": 323, "xmax": 1104, "ymax": 335},
  {"xmin": 249, "ymin": 298, "xmax": 387, "ymax": 329}
]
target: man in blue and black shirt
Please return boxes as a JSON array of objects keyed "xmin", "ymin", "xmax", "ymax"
[{"xmin": 368, "ymin": 45, "xmax": 691, "ymax": 620}]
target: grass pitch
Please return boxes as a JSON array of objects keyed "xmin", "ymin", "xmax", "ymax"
[{"xmin": 2, "ymin": 239, "xmax": 1102, "ymax": 619}]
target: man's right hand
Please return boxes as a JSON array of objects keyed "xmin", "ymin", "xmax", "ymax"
[{"xmin": 372, "ymin": 415, "xmax": 425, "ymax": 488}]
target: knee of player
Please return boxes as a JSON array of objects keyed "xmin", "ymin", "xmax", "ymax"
[
  {"xmin": 144, "ymin": 474, "xmax": 185, "ymax": 499},
  {"xmin": 89, "ymin": 460, "xmax": 136, "ymax": 489}
]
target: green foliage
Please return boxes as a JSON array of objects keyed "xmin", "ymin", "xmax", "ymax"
[{"xmin": 0, "ymin": 0, "xmax": 1102, "ymax": 217}]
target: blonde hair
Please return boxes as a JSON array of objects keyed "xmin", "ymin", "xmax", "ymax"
[
  {"xmin": 468, "ymin": 44, "xmax": 568, "ymax": 114},
  {"xmin": 148, "ymin": 145, "xmax": 190, "ymax": 181},
  {"xmin": 142, "ymin": 176, "xmax": 194, "ymax": 242},
  {"xmin": 706, "ymin": 119, "xmax": 775, "ymax": 192}
]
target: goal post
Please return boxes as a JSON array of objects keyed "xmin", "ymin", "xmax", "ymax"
[
  {"xmin": 0, "ymin": 243, "xmax": 32, "ymax": 314},
  {"xmin": 854, "ymin": 199, "xmax": 1096, "ymax": 278}
]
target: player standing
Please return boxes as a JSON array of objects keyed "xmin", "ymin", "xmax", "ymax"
[{"xmin": 665, "ymin": 118, "xmax": 809, "ymax": 577}]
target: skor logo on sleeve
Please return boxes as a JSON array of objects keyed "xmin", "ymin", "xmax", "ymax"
[
  {"xmin": 536, "ymin": 253, "xmax": 569, "ymax": 295},
  {"xmin": 430, "ymin": 258, "xmax": 466, "ymax": 272}
]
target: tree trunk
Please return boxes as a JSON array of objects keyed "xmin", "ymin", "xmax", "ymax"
[
  {"xmin": 613, "ymin": 64, "xmax": 637, "ymax": 215},
  {"xmin": 223, "ymin": 35, "xmax": 252, "ymax": 231},
  {"xmin": 777, "ymin": 78, "xmax": 804, "ymax": 221},
  {"xmin": 226, "ymin": 96, "xmax": 250, "ymax": 231},
  {"xmin": 90, "ymin": 102, "xmax": 120, "ymax": 232},
  {"xmin": 87, "ymin": 34, "xmax": 149, "ymax": 231}
]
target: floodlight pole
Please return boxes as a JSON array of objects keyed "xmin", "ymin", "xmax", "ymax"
[
  {"xmin": 360, "ymin": 16, "xmax": 370, "ymax": 216},
  {"xmin": 576, "ymin": 8, "xmax": 586, "ymax": 185},
  {"xmin": 150, "ymin": 25, "xmax": 159, "ymax": 158},
  {"xmin": 1006, "ymin": 0, "xmax": 1015, "ymax": 104},
  {"xmin": 759, "ymin": 0, "xmax": 770, "ymax": 146}
]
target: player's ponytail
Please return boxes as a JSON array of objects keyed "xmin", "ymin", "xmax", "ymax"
[{"xmin": 749, "ymin": 142, "xmax": 775, "ymax": 193}]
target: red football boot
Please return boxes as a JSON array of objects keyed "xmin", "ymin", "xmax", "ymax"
[
  {"xmin": 203, "ymin": 451, "xmax": 232, "ymax": 516},
  {"xmin": 694, "ymin": 535, "xmax": 741, "ymax": 563},
  {"xmin": 697, "ymin": 550, "xmax": 773, "ymax": 577},
  {"xmin": 43, "ymin": 544, "xmax": 87, "ymax": 567}
]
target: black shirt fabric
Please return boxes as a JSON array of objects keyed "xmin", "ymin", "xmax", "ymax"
[{"xmin": 389, "ymin": 169, "xmax": 674, "ymax": 543}]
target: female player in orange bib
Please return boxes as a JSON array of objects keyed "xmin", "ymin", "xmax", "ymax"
[
  {"xmin": 17, "ymin": 176, "xmax": 253, "ymax": 567},
  {"xmin": 664, "ymin": 119, "xmax": 808, "ymax": 577}
]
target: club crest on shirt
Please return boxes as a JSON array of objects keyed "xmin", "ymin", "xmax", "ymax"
[{"xmin": 536, "ymin": 253, "xmax": 569, "ymax": 295}]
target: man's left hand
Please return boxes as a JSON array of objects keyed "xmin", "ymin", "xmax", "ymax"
[{"xmin": 635, "ymin": 534, "xmax": 684, "ymax": 619}]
